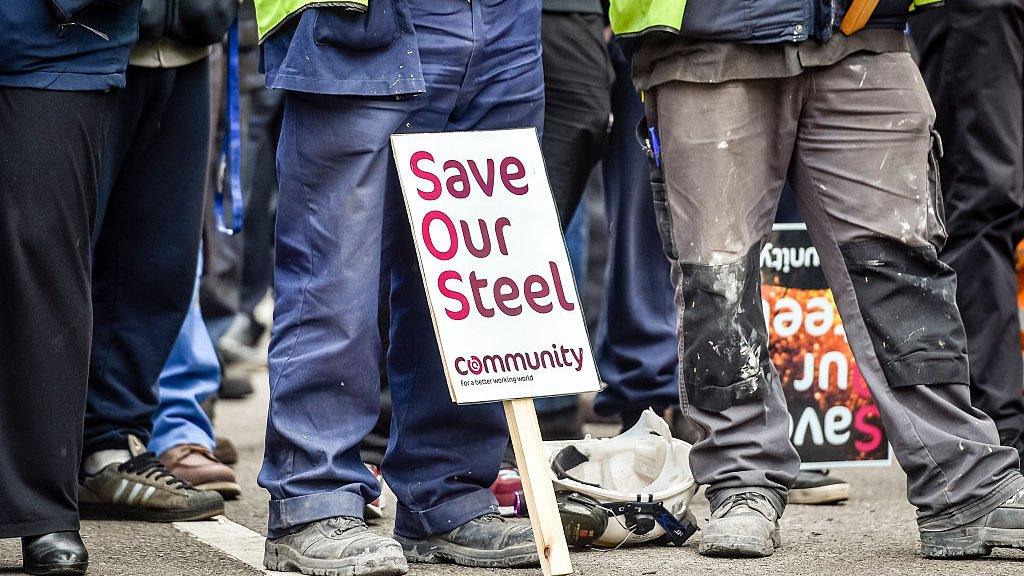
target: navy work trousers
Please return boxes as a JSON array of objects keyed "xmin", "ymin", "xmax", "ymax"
[{"xmin": 259, "ymin": 0, "xmax": 544, "ymax": 539}]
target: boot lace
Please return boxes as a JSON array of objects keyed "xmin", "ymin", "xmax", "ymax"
[{"xmin": 117, "ymin": 452, "xmax": 192, "ymax": 489}]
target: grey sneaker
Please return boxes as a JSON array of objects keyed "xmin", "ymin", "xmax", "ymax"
[
  {"xmin": 395, "ymin": 513, "xmax": 539, "ymax": 568},
  {"xmin": 698, "ymin": 492, "xmax": 781, "ymax": 558},
  {"xmin": 79, "ymin": 436, "xmax": 224, "ymax": 522},
  {"xmin": 264, "ymin": 516, "xmax": 408, "ymax": 576},
  {"xmin": 921, "ymin": 488, "xmax": 1024, "ymax": 558}
]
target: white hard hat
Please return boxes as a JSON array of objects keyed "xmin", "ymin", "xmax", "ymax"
[{"xmin": 544, "ymin": 409, "xmax": 699, "ymax": 548}]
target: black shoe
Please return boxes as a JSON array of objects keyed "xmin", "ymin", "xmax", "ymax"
[
  {"xmin": 395, "ymin": 513, "xmax": 539, "ymax": 568},
  {"xmin": 921, "ymin": 488, "xmax": 1024, "ymax": 558},
  {"xmin": 22, "ymin": 531, "xmax": 88, "ymax": 575},
  {"xmin": 789, "ymin": 470, "xmax": 850, "ymax": 505}
]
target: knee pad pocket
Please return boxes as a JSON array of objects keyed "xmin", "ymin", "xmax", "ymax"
[
  {"xmin": 679, "ymin": 244, "xmax": 773, "ymax": 412},
  {"xmin": 840, "ymin": 238, "xmax": 968, "ymax": 388}
]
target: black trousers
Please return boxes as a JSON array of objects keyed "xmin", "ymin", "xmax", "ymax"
[
  {"xmin": 912, "ymin": 1, "xmax": 1024, "ymax": 439},
  {"xmin": 541, "ymin": 11, "xmax": 614, "ymax": 227},
  {"xmin": 0, "ymin": 87, "xmax": 114, "ymax": 538},
  {"xmin": 85, "ymin": 58, "xmax": 211, "ymax": 453}
]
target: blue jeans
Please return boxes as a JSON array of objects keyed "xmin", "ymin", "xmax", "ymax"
[
  {"xmin": 149, "ymin": 263, "xmax": 219, "ymax": 457},
  {"xmin": 591, "ymin": 41, "xmax": 679, "ymax": 418},
  {"xmin": 259, "ymin": 0, "xmax": 544, "ymax": 539}
]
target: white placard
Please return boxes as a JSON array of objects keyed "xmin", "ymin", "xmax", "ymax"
[{"xmin": 391, "ymin": 128, "xmax": 601, "ymax": 404}]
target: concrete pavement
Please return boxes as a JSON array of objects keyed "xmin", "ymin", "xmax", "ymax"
[{"xmin": 4, "ymin": 373, "xmax": 1024, "ymax": 576}]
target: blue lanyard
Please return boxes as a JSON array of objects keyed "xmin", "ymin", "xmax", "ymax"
[{"xmin": 215, "ymin": 19, "xmax": 244, "ymax": 235}]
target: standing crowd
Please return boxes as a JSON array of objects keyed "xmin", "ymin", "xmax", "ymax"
[{"xmin": 4, "ymin": 0, "xmax": 1024, "ymax": 575}]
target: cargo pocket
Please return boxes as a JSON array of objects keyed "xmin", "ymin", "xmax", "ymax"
[
  {"xmin": 840, "ymin": 238, "xmax": 968, "ymax": 388},
  {"xmin": 925, "ymin": 128, "xmax": 947, "ymax": 250},
  {"xmin": 314, "ymin": 0, "xmax": 399, "ymax": 51},
  {"xmin": 636, "ymin": 112, "xmax": 678, "ymax": 261}
]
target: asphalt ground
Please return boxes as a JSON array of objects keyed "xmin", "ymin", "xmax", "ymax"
[{"xmin": 4, "ymin": 373, "xmax": 1024, "ymax": 576}]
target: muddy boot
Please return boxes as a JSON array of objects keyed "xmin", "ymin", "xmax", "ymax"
[
  {"xmin": 395, "ymin": 513, "xmax": 539, "ymax": 568},
  {"xmin": 921, "ymin": 488, "xmax": 1024, "ymax": 558},
  {"xmin": 698, "ymin": 492, "xmax": 781, "ymax": 558},
  {"xmin": 264, "ymin": 516, "xmax": 408, "ymax": 576}
]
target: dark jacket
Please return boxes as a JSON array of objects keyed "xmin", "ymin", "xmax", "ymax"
[
  {"xmin": 612, "ymin": 0, "xmax": 942, "ymax": 44},
  {"xmin": 0, "ymin": 0, "xmax": 142, "ymax": 91}
]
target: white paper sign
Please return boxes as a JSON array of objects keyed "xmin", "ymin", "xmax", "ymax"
[{"xmin": 391, "ymin": 128, "xmax": 601, "ymax": 404}]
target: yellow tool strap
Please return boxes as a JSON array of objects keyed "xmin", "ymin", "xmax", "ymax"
[{"xmin": 840, "ymin": 0, "xmax": 882, "ymax": 35}]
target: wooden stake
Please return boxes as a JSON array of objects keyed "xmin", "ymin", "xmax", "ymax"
[{"xmin": 503, "ymin": 398, "xmax": 574, "ymax": 576}]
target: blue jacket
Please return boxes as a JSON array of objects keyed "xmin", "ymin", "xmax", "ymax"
[
  {"xmin": 612, "ymin": 0, "xmax": 942, "ymax": 44},
  {"xmin": 0, "ymin": 0, "xmax": 142, "ymax": 91}
]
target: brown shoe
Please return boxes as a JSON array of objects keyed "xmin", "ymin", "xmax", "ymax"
[
  {"xmin": 214, "ymin": 437, "xmax": 239, "ymax": 466},
  {"xmin": 159, "ymin": 444, "xmax": 241, "ymax": 500}
]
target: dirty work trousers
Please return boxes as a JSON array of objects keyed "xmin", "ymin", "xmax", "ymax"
[
  {"xmin": 259, "ymin": 0, "xmax": 544, "ymax": 539},
  {"xmin": 649, "ymin": 50, "xmax": 1024, "ymax": 531},
  {"xmin": 0, "ymin": 87, "xmax": 113, "ymax": 538},
  {"xmin": 911, "ymin": 0, "xmax": 1024, "ymax": 442}
]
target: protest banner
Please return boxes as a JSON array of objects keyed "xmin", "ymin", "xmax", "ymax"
[
  {"xmin": 761, "ymin": 224, "xmax": 891, "ymax": 469},
  {"xmin": 392, "ymin": 128, "xmax": 600, "ymax": 576}
]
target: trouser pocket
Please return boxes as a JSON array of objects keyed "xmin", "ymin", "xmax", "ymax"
[
  {"xmin": 926, "ymin": 128, "xmax": 948, "ymax": 250},
  {"xmin": 638, "ymin": 95, "xmax": 678, "ymax": 261},
  {"xmin": 314, "ymin": 0, "xmax": 399, "ymax": 51}
]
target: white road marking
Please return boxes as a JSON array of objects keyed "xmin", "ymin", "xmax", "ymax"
[{"xmin": 173, "ymin": 515, "xmax": 288, "ymax": 575}]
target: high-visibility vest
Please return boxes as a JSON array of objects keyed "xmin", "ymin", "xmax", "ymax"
[
  {"xmin": 254, "ymin": 0, "xmax": 368, "ymax": 42},
  {"xmin": 609, "ymin": 0, "xmax": 943, "ymax": 38}
]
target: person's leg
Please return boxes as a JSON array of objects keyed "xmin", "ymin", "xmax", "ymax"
[
  {"xmin": 150, "ymin": 256, "xmax": 242, "ymax": 499},
  {"xmin": 790, "ymin": 51, "xmax": 1024, "ymax": 541},
  {"xmin": 650, "ymin": 75, "xmax": 803, "ymax": 557},
  {"xmin": 150, "ymin": 266, "xmax": 220, "ymax": 458},
  {"xmin": 912, "ymin": 0, "xmax": 1024, "ymax": 444},
  {"xmin": 381, "ymin": 1, "xmax": 542, "ymax": 566},
  {"xmin": 0, "ymin": 87, "xmax": 111, "ymax": 541},
  {"xmin": 85, "ymin": 59, "xmax": 211, "ymax": 455},
  {"xmin": 79, "ymin": 59, "xmax": 224, "ymax": 523},
  {"xmin": 540, "ymin": 12, "xmax": 613, "ymax": 228},
  {"xmin": 258, "ymin": 90, "xmax": 416, "ymax": 539},
  {"xmin": 652, "ymin": 75, "xmax": 802, "ymax": 510},
  {"xmin": 592, "ymin": 39, "xmax": 679, "ymax": 427},
  {"xmin": 382, "ymin": 0, "xmax": 540, "ymax": 537}
]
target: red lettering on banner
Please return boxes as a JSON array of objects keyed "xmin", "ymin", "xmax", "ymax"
[
  {"xmin": 854, "ymin": 405, "xmax": 883, "ymax": 453},
  {"xmin": 422, "ymin": 210, "xmax": 458, "ymax": 261},
  {"xmin": 411, "ymin": 151, "xmax": 441, "ymax": 200},
  {"xmin": 411, "ymin": 154, "xmax": 529, "ymax": 199},
  {"xmin": 500, "ymin": 156, "xmax": 528, "ymax": 195},
  {"xmin": 439, "ymin": 271, "xmax": 470, "ymax": 321},
  {"xmin": 436, "ymin": 263, "xmax": 576, "ymax": 320},
  {"xmin": 443, "ymin": 160, "xmax": 471, "ymax": 198},
  {"xmin": 468, "ymin": 159, "xmax": 495, "ymax": 196}
]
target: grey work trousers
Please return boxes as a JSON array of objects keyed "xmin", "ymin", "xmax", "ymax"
[{"xmin": 649, "ymin": 50, "xmax": 1024, "ymax": 531}]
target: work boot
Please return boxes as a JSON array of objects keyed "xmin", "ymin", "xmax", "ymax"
[
  {"xmin": 921, "ymin": 488, "xmax": 1024, "ymax": 558},
  {"xmin": 698, "ymin": 492, "xmax": 781, "ymax": 558},
  {"xmin": 159, "ymin": 444, "xmax": 241, "ymax": 500},
  {"xmin": 396, "ymin": 513, "xmax": 539, "ymax": 568},
  {"xmin": 80, "ymin": 435, "xmax": 224, "ymax": 522},
  {"xmin": 789, "ymin": 470, "xmax": 850, "ymax": 505},
  {"xmin": 264, "ymin": 516, "xmax": 408, "ymax": 576}
]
